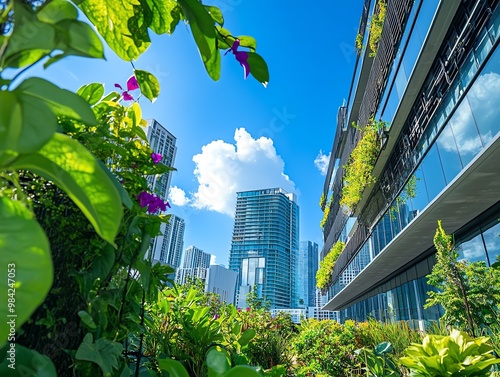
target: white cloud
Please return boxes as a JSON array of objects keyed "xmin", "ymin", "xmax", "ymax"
[
  {"xmin": 168, "ymin": 186, "xmax": 190, "ymax": 206},
  {"xmin": 187, "ymin": 128, "xmax": 295, "ymax": 216},
  {"xmin": 314, "ymin": 150, "xmax": 331, "ymax": 176}
]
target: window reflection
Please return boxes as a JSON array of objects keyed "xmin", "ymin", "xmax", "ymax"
[
  {"xmin": 447, "ymin": 99, "xmax": 482, "ymax": 166},
  {"xmin": 457, "ymin": 231, "xmax": 488, "ymax": 264},
  {"xmin": 482, "ymin": 221, "xmax": 500, "ymax": 265},
  {"xmin": 420, "ymin": 144, "xmax": 446, "ymax": 200},
  {"xmin": 435, "ymin": 126, "xmax": 463, "ymax": 184}
]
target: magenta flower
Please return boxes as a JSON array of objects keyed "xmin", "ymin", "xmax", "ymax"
[
  {"xmin": 213, "ymin": 314, "xmax": 219, "ymax": 319},
  {"xmin": 237, "ymin": 308, "xmax": 242, "ymax": 312},
  {"xmin": 137, "ymin": 191, "xmax": 169, "ymax": 213},
  {"xmin": 246, "ymin": 307, "xmax": 251, "ymax": 312},
  {"xmin": 115, "ymin": 75, "xmax": 140, "ymax": 101},
  {"xmin": 151, "ymin": 153, "xmax": 162, "ymax": 164},
  {"xmin": 225, "ymin": 39, "xmax": 250, "ymax": 79}
]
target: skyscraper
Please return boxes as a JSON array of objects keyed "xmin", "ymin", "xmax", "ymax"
[
  {"xmin": 146, "ymin": 119, "xmax": 177, "ymax": 200},
  {"xmin": 151, "ymin": 214, "xmax": 185, "ymax": 269},
  {"xmin": 298, "ymin": 241, "xmax": 319, "ymax": 308},
  {"xmin": 175, "ymin": 245, "xmax": 212, "ymax": 285},
  {"xmin": 229, "ymin": 188, "xmax": 300, "ymax": 309},
  {"xmin": 320, "ymin": 0, "xmax": 500, "ymax": 327}
]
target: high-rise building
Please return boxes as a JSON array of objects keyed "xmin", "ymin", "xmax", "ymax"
[
  {"xmin": 205, "ymin": 265, "xmax": 238, "ymax": 305},
  {"xmin": 297, "ymin": 241, "xmax": 319, "ymax": 308},
  {"xmin": 229, "ymin": 188, "xmax": 300, "ymax": 309},
  {"xmin": 175, "ymin": 246, "xmax": 212, "ymax": 285},
  {"xmin": 146, "ymin": 119, "xmax": 177, "ymax": 200},
  {"xmin": 320, "ymin": 0, "xmax": 500, "ymax": 328},
  {"xmin": 151, "ymin": 214, "xmax": 185, "ymax": 269}
]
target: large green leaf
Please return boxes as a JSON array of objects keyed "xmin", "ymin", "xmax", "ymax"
[
  {"xmin": 158, "ymin": 358, "xmax": 190, "ymax": 377},
  {"xmin": 75, "ymin": 333, "xmax": 123, "ymax": 375},
  {"xmin": 44, "ymin": 19, "xmax": 105, "ymax": 67},
  {"xmin": 10, "ymin": 133, "xmax": 122, "ymax": 245},
  {"xmin": 78, "ymin": 0, "xmax": 150, "ymax": 61},
  {"xmin": 37, "ymin": 0, "xmax": 78, "ymax": 23},
  {"xmin": 207, "ymin": 348, "xmax": 230, "ymax": 377},
  {"xmin": 223, "ymin": 366, "xmax": 262, "ymax": 377},
  {"xmin": 15, "ymin": 77, "xmax": 97, "ymax": 125},
  {"xmin": 77, "ymin": 83, "xmax": 105, "ymax": 106},
  {"xmin": 144, "ymin": 0, "xmax": 182, "ymax": 34},
  {"xmin": 0, "ymin": 91, "xmax": 22, "ymax": 158},
  {"xmin": 247, "ymin": 52, "xmax": 269, "ymax": 87},
  {"xmin": 0, "ymin": 344, "xmax": 56, "ymax": 377},
  {"xmin": 204, "ymin": 5, "xmax": 223, "ymax": 26},
  {"xmin": 178, "ymin": 0, "xmax": 220, "ymax": 80},
  {"xmin": 135, "ymin": 69, "xmax": 160, "ymax": 102},
  {"xmin": 1, "ymin": 2, "xmax": 57, "ymax": 69},
  {"xmin": 0, "ymin": 198, "xmax": 53, "ymax": 346}
]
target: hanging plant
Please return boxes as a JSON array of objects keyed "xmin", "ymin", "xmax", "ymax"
[
  {"xmin": 319, "ymin": 192, "xmax": 326, "ymax": 211},
  {"xmin": 316, "ymin": 241, "xmax": 345, "ymax": 292},
  {"xmin": 355, "ymin": 32, "xmax": 364, "ymax": 55},
  {"xmin": 388, "ymin": 174, "xmax": 418, "ymax": 219},
  {"xmin": 368, "ymin": 0, "xmax": 387, "ymax": 57},
  {"xmin": 340, "ymin": 120, "xmax": 385, "ymax": 212},
  {"xmin": 320, "ymin": 194, "xmax": 334, "ymax": 229}
]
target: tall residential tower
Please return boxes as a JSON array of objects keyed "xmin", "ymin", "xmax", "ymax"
[{"xmin": 229, "ymin": 188, "xmax": 300, "ymax": 309}]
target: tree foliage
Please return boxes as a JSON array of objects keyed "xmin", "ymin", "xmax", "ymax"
[{"xmin": 425, "ymin": 221, "xmax": 500, "ymax": 338}]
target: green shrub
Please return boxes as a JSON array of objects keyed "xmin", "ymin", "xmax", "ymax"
[
  {"xmin": 399, "ymin": 329, "xmax": 500, "ymax": 376},
  {"xmin": 292, "ymin": 319, "xmax": 362, "ymax": 376}
]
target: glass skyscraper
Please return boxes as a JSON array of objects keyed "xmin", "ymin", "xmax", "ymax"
[
  {"xmin": 298, "ymin": 241, "xmax": 319, "ymax": 308},
  {"xmin": 151, "ymin": 214, "xmax": 185, "ymax": 269},
  {"xmin": 320, "ymin": 0, "xmax": 500, "ymax": 327},
  {"xmin": 229, "ymin": 188, "xmax": 299, "ymax": 309}
]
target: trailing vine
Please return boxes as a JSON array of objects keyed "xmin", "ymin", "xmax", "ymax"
[
  {"xmin": 340, "ymin": 120, "xmax": 384, "ymax": 213},
  {"xmin": 319, "ymin": 192, "xmax": 326, "ymax": 211},
  {"xmin": 316, "ymin": 241, "xmax": 345, "ymax": 292},
  {"xmin": 368, "ymin": 0, "xmax": 387, "ymax": 57},
  {"xmin": 320, "ymin": 194, "xmax": 334, "ymax": 229},
  {"xmin": 355, "ymin": 32, "xmax": 364, "ymax": 55}
]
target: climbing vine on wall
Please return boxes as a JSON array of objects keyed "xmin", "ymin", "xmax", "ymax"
[{"xmin": 316, "ymin": 241, "xmax": 345, "ymax": 292}]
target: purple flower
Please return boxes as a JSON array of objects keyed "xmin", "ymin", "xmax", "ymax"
[
  {"xmin": 151, "ymin": 153, "xmax": 162, "ymax": 164},
  {"xmin": 213, "ymin": 314, "xmax": 219, "ymax": 319},
  {"xmin": 127, "ymin": 75, "xmax": 139, "ymax": 91},
  {"xmin": 237, "ymin": 308, "xmax": 242, "ymax": 312},
  {"xmin": 115, "ymin": 75, "xmax": 140, "ymax": 101},
  {"xmin": 137, "ymin": 191, "xmax": 169, "ymax": 214},
  {"xmin": 225, "ymin": 39, "xmax": 250, "ymax": 79}
]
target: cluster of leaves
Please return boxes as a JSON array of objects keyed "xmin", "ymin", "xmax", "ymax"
[
  {"xmin": 368, "ymin": 0, "xmax": 387, "ymax": 57},
  {"xmin": 425, "ymin": 221, "xmax": 500, "ymax": 338},
  {"xmin": 340, "ymin": 120, "xmax": 384, "ymax": 212},
  {"xmin": 355, "ymin": 32, "xmax": 364, "ymax": 55},
  {"xmin": 355, "ymin": 342, "xmax": 401, "ymax": 377},
  {"xmin": 319, "ymin": 193, "xmax": 333, "ymax": 229},
  {"xmin": 319, "ymin": 192, "xmax": 326, "ymax": 211},
  {"xmin": 316, "ymin": 241, "xmax": 345, "ymax": 292},
  {"xmin": 399, "ymin": 329, "xmax": 500, "ymax": 376},
  {"xmin": 292, "ymin": 319, "xmax": 363, "ymax": 377}
]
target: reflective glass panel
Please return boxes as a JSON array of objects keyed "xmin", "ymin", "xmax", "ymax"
[
  {"xmin": 435, "ymin": 125, "xmax": 463, "ymax": 184},
  {"xmin": 420, "ymin": 144, "xmax": 446, "ymax": 200},
  {"xmin": 457, "ymin": 231, "xmax": 488, "ymax": 264}
]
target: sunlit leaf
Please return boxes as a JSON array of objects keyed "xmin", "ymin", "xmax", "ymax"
[
  {"xmin": 205, "ymin": 5, "xmax": 223, "ymax": 26},
  {"xmin": 78, "ymin": 310, "xmax": 97, "ymax": 329},
  {"xmin": 178, "ymin": 0, "xmax": 220, "ymax": 80},
  {"xmin": 10, "ymin": 133, "xmax": 122, "ymax": 245},
  {"xmin": 206, "ymin": 348, "xmax": 230, "ymax": 376},
  {"xmin": 145, "ymin": 0, "xmax": 182, "ymax": 34},
  {"xmin": 77, "ymin": 83, "xmax": 105, "ymax": 106},
  {"xmin": 247, "ymin": 52, "xmax": 269, "ymax": 87},
  {"xmin": 0, "ymin": 198, "xmax": 52, "ymax": 346},
  {"xmin": 78, "ymin": 0, "xmax": 150, "ymax": 61},
  {"xmin": 135, "ymin": 69, "xmax": 160, "ymax": 102}
]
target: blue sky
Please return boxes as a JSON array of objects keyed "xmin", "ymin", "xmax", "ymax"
[{"xmin": 27, "ymin": 1, "xmax": 362, "ymax": 265}]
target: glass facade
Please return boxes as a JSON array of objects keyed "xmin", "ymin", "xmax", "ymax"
[
  {"xmin": 298, "ymin": 241, "xmax": 319, "ymax": 307},
  {"xmin": 323, "ymin": 0, "xmax": 500, "ymax": 324},
  {"xmin": 229, "ymin": 188, "xmax": 300, "ymax": 309}
]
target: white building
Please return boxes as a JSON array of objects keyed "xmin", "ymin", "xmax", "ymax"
[{"xmin": 205, "ymin": 264, "xmax": 238, "ymax": 305}]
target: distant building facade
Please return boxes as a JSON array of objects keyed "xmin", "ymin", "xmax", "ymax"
[
  {"xmin": 175, "ymin": 246, "xmax": 212, "ymax": 285},
  {"xmin": 205, "ymin": 265, "xmax": 238, "ymax": 305},
  {"xmin": 146, "ymin": 119, "xmax": 177, "ymax": 200},
  {"xmin": 297, "ymin": 241, "xmax": 319, "ymax": 308},
  {"xmin": 151, "ymin": 214, "xmax": 185, "ymax": 269},
  {"xmin": 229, "ymin": 188, "xmax": 300, "ymax": 309}
]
